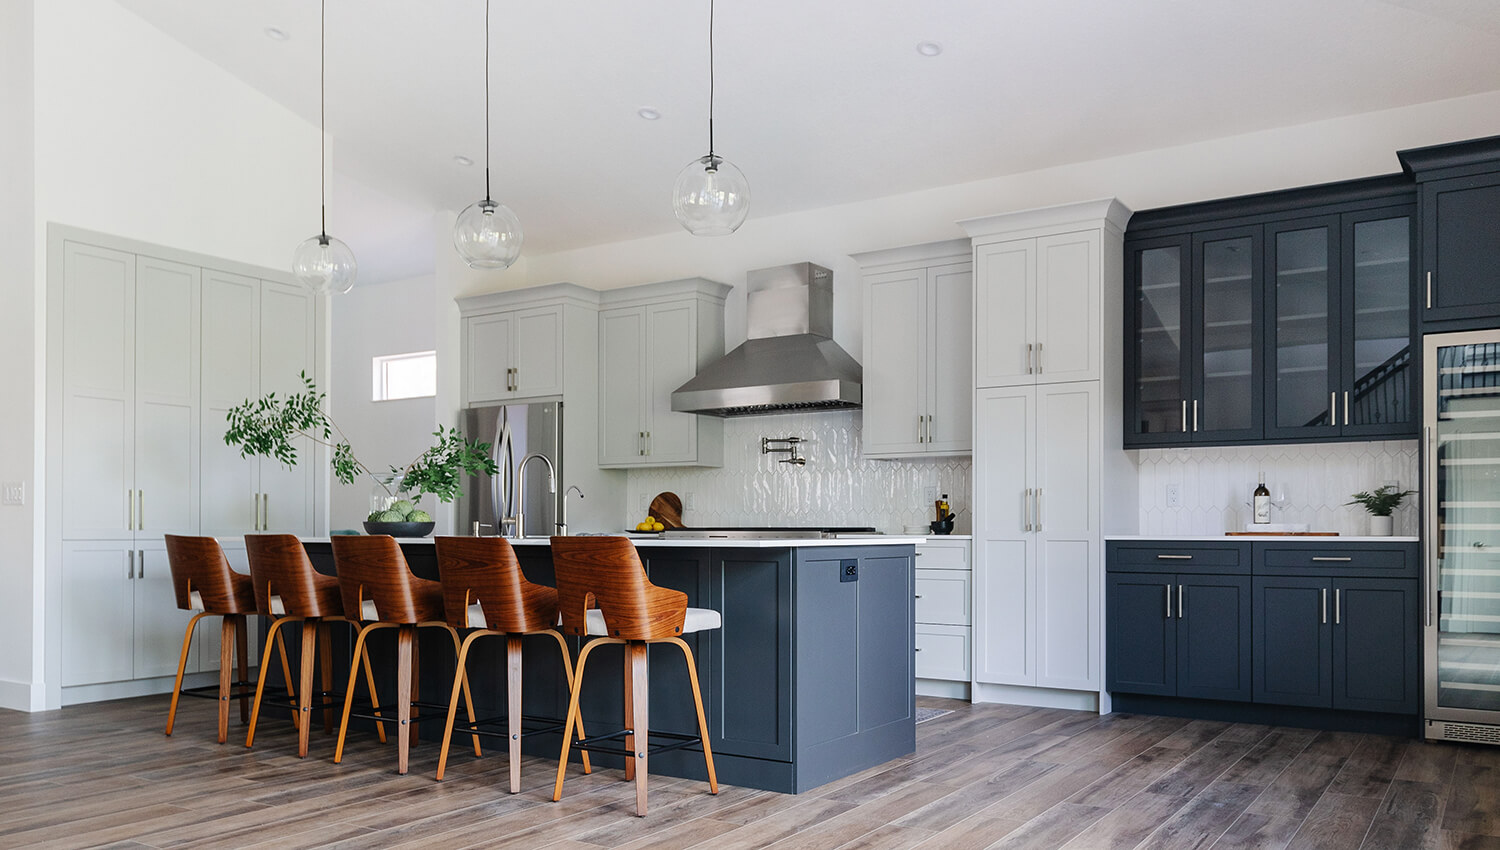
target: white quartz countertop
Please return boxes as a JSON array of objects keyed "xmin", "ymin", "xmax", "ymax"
[
  {"xmin": 297, "ymin": 535, "xmax": 929, "ymax": 549},
  {"xmin": 1105, "ymin": 535, "xmax": 1419, "ymax": 543}
]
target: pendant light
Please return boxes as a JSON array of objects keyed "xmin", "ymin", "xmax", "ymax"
[
  {"xmin": 671, "ymin": 0, "xmax": 749, "ymax": 236},
  {"xmin": 453, "ymin": 0, "xmax": 523, "ymax": 269},
  {"xmin": 291, "ymin": 0, "xmax": 357, "ymax": 295}
]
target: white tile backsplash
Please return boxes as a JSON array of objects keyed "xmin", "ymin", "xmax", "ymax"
[
  {"xmin": 1135, "ymin": 440, "xmax": 1419, "ymax": 536},
  {"xmin": 627, "ymin": 411, "xmax": 972, "ymax": 534}
]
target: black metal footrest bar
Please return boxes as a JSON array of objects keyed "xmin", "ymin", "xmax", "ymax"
[
  {"xmin": 572, "ymin": 728, "xmax": 703, "ymax": 758},
  {"xmin": 254, "ymin": 687, "xmax": 345, "ymax": 716},
  {"xmin": 448, "ymin": 713, "xmax": 570, "ymax": 742},
  {"xmin": 344, "ymin": 698, "xmax": 450, "ymax": 727},
  {"xmin": 178, "ymin": 680, "xmax": 255, "ymax": 701}
]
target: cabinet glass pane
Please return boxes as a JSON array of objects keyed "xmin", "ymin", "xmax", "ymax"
[
  {"xmin": 1350, "ymin": 217, "xmax": 1411, "ymax": 428},
  {"xmin": 1135, "ymin": 246, "xmax": 1183, "ymax": 434},
  {"xmin": 1201, "ymin": 237, "xmax": 1254, "ymax": 433},
  {"xmin": 1433, "ymin": 340, "xmax": 1500, "ymax": 714},
  {"xmin": 1275, "ymin": 228, "xmax": 1331, "ymax": 428}
]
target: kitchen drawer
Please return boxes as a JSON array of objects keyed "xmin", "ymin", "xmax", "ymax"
[
  {"xmin": 915, "ymin": 569, "xmax": 970, "ymax": 625},
  {"xmin": 1255, "ymin": 542, "xmax": 1418, "ymax": 578},
  {"xmin": 916, "ymin": 624, "xmax": 970, "ymax": 682},
  {"xmin": 1106, "ymin": 540, "xmax": 1251, "ymax": 575},
  {"xmin": 916, "ymin": 539, "xmax": 970, "ymax": 571}
]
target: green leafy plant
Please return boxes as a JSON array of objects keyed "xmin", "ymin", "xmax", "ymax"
[
  {"xmin": 1345, "ymin": 485, "xmax": 1415, "ymax": 517},
  {"xmin": 223, "ymin": 372, "xmax": 498, "ymax": 505}
]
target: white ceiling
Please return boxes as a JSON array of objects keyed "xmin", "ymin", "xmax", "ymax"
[{"xmin": 118, "ymin": 0, "xmax": 1500, "ymax": 284}]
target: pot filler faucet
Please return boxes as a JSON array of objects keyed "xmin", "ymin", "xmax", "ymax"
[
  {"xmin": 556, "ymin": 485, "xmax": 584, "ymax": 538},
  {"xmin": 511, "ymin": 452, "xmax": 556, "ymax": 538}
]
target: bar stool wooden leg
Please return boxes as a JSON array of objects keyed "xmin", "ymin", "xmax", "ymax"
[
  {"xmin": 546, "ymin": 631, "xmax": 590, "ymax": 775},
  {"xmin": 245, "ymin": 617, "xmax": 293, "ymax": 748},
  {"xmin": 319, "ymin": 622, "xmax": 334, "ymax": 733},
  {"xmin": 360, "ymin": 640, "xmax": 387, "ymax": 744},
  {"xmin": 553, "ymin": 639, "xmax": 607, "ymax": 802},
  {"xmin": 436, "ymin": 630, "xmax": 483, "ymax": 781},
  {"xmin": 669, "ymin": 636, "xmax": 718, "ymax": 794},
  {"xmin": 622, "ymin": 646, "xmax": 635, "ymax": 783},
  {"xmin": 630, "ymin": 642, "xmax": 650, "ymax": 816},
  {"xmin": 165, "ymin": 612, "xmax": 210, "ymax": 737},
  {"xmin": 507, "ymin": 636, "xmax": 523, "ymax": 793},
  {"xmin": 335, "ymin": 623, "xmax": 384, "ymax": 763},
  {"xmin": 217, "ymin": 617, "xmax": 235, "ymax": 744},
  {"xmin": 296, "ymin": 619, "xmax": 318, "ymax": 758},
  {"xmin": 396, "ymin": 625, "xmax": 415, "ymax": 774}
]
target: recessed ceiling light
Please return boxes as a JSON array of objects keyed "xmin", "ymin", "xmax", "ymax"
[
  {"xmin": 637, "ymin": 107, "xmax": 661, "ymax": 121},
  {"xmin": 264, "ymin": 26, "xmax": 289, "ymax": 42},
  {"xmin": 453, "ymin": 155, "xmax": 474, "ymax": 167},
  {"xmin": 916, "ymin": 41, "xmax": 942, "ymax": 57}
]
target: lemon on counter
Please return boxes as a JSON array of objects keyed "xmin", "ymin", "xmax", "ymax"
[{"xmin": 652, "ymin": 521, "xmax": 664, "ymax": 531}]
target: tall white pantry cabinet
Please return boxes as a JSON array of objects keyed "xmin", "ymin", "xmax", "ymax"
[
  {"xmin": 49, "ymin": 228, "xmax": 325, "ymax": 704},
  {"xmin": 960, "ymin": 199, "xmax": 1137, "ymax": 711}
]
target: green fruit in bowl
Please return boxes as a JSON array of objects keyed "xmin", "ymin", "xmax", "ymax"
[
  {"xmin": 367, "ymin": 510, "xmax": 383, "ymax": 522},
  {"xmin": 375, "ymin": 509, "xmax": 405, "ymax": 522},
  {"xmin": 408, "ymin": 509, "xmax": 432, "ymax": 523},
  {"xmin": 389, "ymin": 499, "xmax": 416, "ymax": 518}
]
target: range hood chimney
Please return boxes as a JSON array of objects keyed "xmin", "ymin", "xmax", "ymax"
[{"xmin": 671, "ymin": 262, "xmax": 862, "ymax": 417}]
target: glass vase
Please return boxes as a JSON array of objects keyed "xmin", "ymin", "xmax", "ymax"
[{"xmin": 370, "ymin": 473, "xmax": 407, "ymax": 518}]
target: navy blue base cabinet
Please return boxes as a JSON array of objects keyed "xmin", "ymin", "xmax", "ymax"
[{"xmin": 1108, "ymin": 539, "xmax": 1420, "ymax": 735}]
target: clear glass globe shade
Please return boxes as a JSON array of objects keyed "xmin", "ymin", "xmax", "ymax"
[
  {"xmin": 291, "ymin": 233, "xmax": 357, "ymax": 295},
  {"xmin": 454, "ymin": 199, "xmax": 523, "ymax": 269},
  {"xmin": 672, "ymin": 154, "xmax": 750, "ymax": 236}
]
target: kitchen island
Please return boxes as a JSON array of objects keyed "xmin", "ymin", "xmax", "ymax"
[{"xmin": 298, "ymin": 535, "xmax": 923, "ymax": 793}]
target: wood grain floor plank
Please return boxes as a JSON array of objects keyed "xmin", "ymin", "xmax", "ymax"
[
  {"xmin": 1057, "ymin": 790, "xmax": 1192, "ymax": 850},
  {"xmin": 908, "ymin": 815, "xmax": 1025, "ymax": 850},
  {"xmin": 1327, "ymin": 735, "xmax": 1408, "ymax": 799},
  {"xmin": 1439, "ymin": 830, "xmax": 1500, "ymax": 849},
  {"xmin": 1443, "ymin": 764, "xmax": 1500, "ymax": 836},
  {"xmin": 986, "ymin": 801, "xmax": 1112, "ymax": 850},
  {"xmin": 1396, "ymin": 742, "xmax": 1460, "ymax": 785},
  {"xmin": 1208, "ymin": 811, "xmax": 1303, "ymax": 850},
  {"xmin": 1135, "ymin": 781, "xmax": 1262, "ymax": 850},
  {"xmin": 1245, "ymin": 753, "xmax": 1348, "ymax": 820},
  {"xmin": 1361, "ymin": 779, "xmax": 1446, "ymax": 850},
  {"xmin": 1281, "ymin": 791, "xmax": 1381, "ymax": 850}
]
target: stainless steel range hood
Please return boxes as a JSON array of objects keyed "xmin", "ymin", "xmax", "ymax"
[{"xmin": 671, "ymin": 262, "xmax": 862, "ymax": 417}]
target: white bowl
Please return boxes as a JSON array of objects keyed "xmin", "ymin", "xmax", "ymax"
[{"xmin": 903, "ymin": 524, "xmax": 929, "ymax": 535}]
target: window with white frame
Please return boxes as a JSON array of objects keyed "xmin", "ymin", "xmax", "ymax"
[{"xmin": 373, "ymin": 351, "xmax": 437, "ymax": 401}]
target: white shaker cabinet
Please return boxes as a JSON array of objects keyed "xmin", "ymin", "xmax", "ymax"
[
  {"xmin": 598, "ymin": 279, "xmax": 729, "ymax": 468},
  {"xmin": 465, "ymin": 305, "xmax": 564, "ymax": 403},
  {"xmin": 972, "ymin": 384, "xmax": 1100, "ymax": 691},
  {"xmin": 915, "ymin": 537, "xmax": 973, "ymax": 694},
  {"xmin": 200, "ymin": 270, "xmax": 316, "ymax": 538},
  {"xmin": 967, "ymin": 223, "xmax": 1107, "ymax": 388},
  {"xmin": 853, "ymin": 240, "xmax": 972, "ymax": 458}
]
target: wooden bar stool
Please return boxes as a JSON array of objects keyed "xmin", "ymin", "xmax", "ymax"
[
  {"xmin": 549, "ymin": 536, "xmax": 719, "ymax": 816},
  {"xmin": 331, "ymin": 534, "xmax": 473, "ymax": 775},
  {"xmin": 432, "ymin": 536, "xmax": 590, "ymax": 791},
  {"xmin": 242, "ymin": 534, "xmax": 385, "ymax": 757},
  {"xmin": 163, "ymin": 534, "xmax": 292, "ymax": 744}
]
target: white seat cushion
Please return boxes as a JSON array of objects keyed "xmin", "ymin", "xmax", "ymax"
[
  {"xmin": 466, "ymin": 601, "xmax": 488, "ymax": 629},
  {"xmin": 269, "ymin": 595, "xmax": 286, "ymax": 617},
  {"xmin": 361, "ymin": 599, "xmax": 379, "ymax": 621},
  {"xmin": 188, "ymin": 590, "xmax": 205, "ymax": 612},
  {"xmin": 583, "ymin": 606, "xmax": 721, "ymax": 637}
]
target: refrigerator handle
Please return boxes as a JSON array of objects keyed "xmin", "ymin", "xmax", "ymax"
[
  {"xmin": 1424, "ymin": 425, "xmax": 1436, "ymax": 628},
  {"xmin": 495, "ymin": 418, "xmax": 513, "ymax": 530}
]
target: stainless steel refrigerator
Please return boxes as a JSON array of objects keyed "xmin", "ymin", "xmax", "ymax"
[
  {"xmin": 1425, "ymin": 330, "xmax": 1500, "ymax": 743},
  {"xmin": 462, "ymin": 400, "xmax": 562, "ymax": 538}
]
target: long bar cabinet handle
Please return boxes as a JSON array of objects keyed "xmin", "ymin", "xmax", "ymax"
[
  {"xmin": 1035, "ymin": 488, "xmax": 1042, "ymax": 533},
  {"xmin": 1344, "ymin": 391, "xmax": 1350, "ymax": 426},
  {"xmin": 1165, "ymin": 584, "xmax": 1172, "ymax": 619},
  {"xmin": 1193, "ymin": 400, "xmax": 1200, "ymax": 432},
  {"xmin": 1026, "ymin": 343, "xmax": 1033, "ymax": 375},
  {"xmin": 1311, "ymin": 556, "xmax": 1352, "ymax": 562},
  {"xmin": 1424, "ymin": 425, "xmax": 1436, "ymax": 627},
  {"xmin": 1023, "ymin": 488, "xmax": 1033, "ymax": 532},
  {"xmin": 128, "ymin": 489, "xmax": 135, "ymax": 531},
  {"xmin": 1331, "ymin": 392, "xmax": 1338, "ymax": 427},
  {"xmin": 1426, "ymin": 271, "xmax": 1433, "ymax": 310},
  {"xmin": 1036, "ymin": 342, "xmax": 1043, "ymax": 374},
  {"xmin": 138, "ymin": 550, "xmax": 144, "ymax": 578},
  {"xmin": 138, "ymin": 490, "xmax": 144, "ymax": 530},
  {"xmin": 1181, "ymin": 400, "xmax": 1188, "ymax": 433},
  {"xmin": 1335, "ymin": 588, "xmax": 1341, "ymax": 625},
  {"xmin": 262, "ymin": 493, "xmax": 269, "ymax": 530},
  {"xmin": 1177, "ymin": 584, "xmax": 1184, "ymax": 619},
  {"xmin": 1321, "ymin": 588, "xmax": 1328, "ymax": 624},
  {"xmin": 128, "ymin": 549, "xmax": 135, "ymax": 580},
  {"xmin": 1156, "ymin": 554, "xmax": 1193, "ymax": 560}
]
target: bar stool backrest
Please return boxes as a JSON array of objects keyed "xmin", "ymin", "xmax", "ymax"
[
  {"xmin": 330, "ymin": 535, "xmax": 444, "ymax": 624},
  {"xmin": 433, "ymin": 536, "xmax": 559, "ymax": 632},
  {"xmin": 244, "ymin": 534, "xmax": 345, "ymax": 619},
  {"xmin": 164, "ymin": 534, "xmax": 257, "ymax": 615},
  {"xmin": 549, "ymin": 536, "xmax": 688, "ymax": 640}
]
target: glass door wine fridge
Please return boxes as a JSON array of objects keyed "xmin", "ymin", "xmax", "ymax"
[{"xmin": 1426, "ymin": 329, "xmax": 1500, "ymax": 744}]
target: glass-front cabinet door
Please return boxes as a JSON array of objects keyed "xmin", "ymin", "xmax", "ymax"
[
  {"xmin": 1426, "ymin": 331, "xmax": 1500, "ymax": 725},
  {"xmin": 1265, "ymin": 218, "xmax": 1337, "ymax": 441},
  {"xmin": 1127, "ymin": 236, "xmax": 1190, "ymax": 444},
  {"xmin": 1192, "ymin": 228, "xmax": 1262, "ymax": 441},
  {"xmin": 1342, "ymin": 208, "xmax": 1415, "ymax": 437}
]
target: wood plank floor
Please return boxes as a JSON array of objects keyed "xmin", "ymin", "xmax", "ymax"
[{"xmin": 2, "ymin": 695, "xmax": 1498, "ymax": 849}]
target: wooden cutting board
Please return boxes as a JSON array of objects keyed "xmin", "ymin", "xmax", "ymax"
[{"xmin": 648, "ymin": 492, "xmax": 684, "ymax": 528}]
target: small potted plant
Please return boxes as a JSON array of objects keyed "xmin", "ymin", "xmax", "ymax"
[
  {"xmin": 1345, "ymin": 485, "xmax": 1415, "ymax": 537},
  {"xmin": 223, "ymin": 372, "xmax": 497, "ymax": 536}
]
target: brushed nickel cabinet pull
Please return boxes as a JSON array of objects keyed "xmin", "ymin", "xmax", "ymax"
[
  {"xmin": 1193, "ymin": 400, "xmax": 1200, "ymax": 432},
  {"xmin": 1331, "ymin": 392, "xmax": 1337, "ymax": 427},
  {"xmin": 1426, "ymin": 271, "xmax": 1433, "ymax": 310},
  {"xmin": 128, "ymin": 549, "xmax": 135, "ymax": 580},
  {"xmin": 138, "ymin": 490, "xmax": 144, "ymax": 530},
  {"xmin": 1311, "ymin": 556, "xmax": 1352, "ymax": 562},
  {"xmin": 128, "ymin": 489, "xmax": 134, "ymax": 531},
  {"xmin": 1165, "ymin": 584, "xmax": 1172, "ymax": 619},
  {"xmin": 1424, "ymin": 426, "xmax": 1436, "ymax": 627},
  {"xmin": 1321, "ymin": 588, "xmax": 1328, "ymax": 624},
  {"xmin": 1035, "ymin": 488, "xmax": 1042, "ymax": 533},
  {"xmin": 262, "ymin": 493, "xmax": 269, "ymax": 530},
  {"xmin": 138, "ymin": 550, "xmax": 144, "ymax": 578},
  {"xmin": 1156, "ymin": 554, "xmax": 1193, "ymax": 560},
  {"xmin": 1036, "ymin": 342, "xmax": 1043, "ymax": 373},
  {"xmin": 1344, "ymin": 391, "xmax": 1350, "ymax": 426},
  {"xmin": 1023, "ymin": 488, "xmax": 1033, "ymax": 532},
  {"xmin": 1026, "ymin": 343, "xmax": 1033, "ymax": 375},
  {"xmin": 1335, "ymin": 588, "xmax": 1341, "ymax": 625},
  {"xmin": 1181, "ymin": 400, "xmax": 1188, "ymax": 433},
  {"xmin": 1178, "ymin": 584, "xmax": 1184, "ymax": 619}
]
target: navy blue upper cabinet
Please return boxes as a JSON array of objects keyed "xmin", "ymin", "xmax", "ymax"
[
  {"xmin": 1399, "ymin": 136, "xmax": 1500, "ymax": 330},
  {"xmin": 1125, "ymin": 176, "xmax": 1416, "ymax": 448}
]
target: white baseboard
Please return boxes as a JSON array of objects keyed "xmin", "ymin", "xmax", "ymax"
[
  {"xmin": 916, "ymin": 679, "xmax": 970, "ymax": 700},
  {"xmin": 972, "ymin": 682, "xmax": 1100, "ymax": 713},
  {"xmin": 61, "ymin": 670, "xmax": 241, "ymax": 707},
  {"xmin": 0, "ymin": 678, "xmax": 45, "ymax": 712}
]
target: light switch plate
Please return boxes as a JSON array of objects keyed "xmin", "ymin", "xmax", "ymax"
[{"xmin": 2, "ymin": 481, "xmax": 24, "ymax": 506}]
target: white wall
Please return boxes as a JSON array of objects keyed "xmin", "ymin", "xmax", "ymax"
[
  {"xmin": 329, "ymin": 274, "xmax": 441, "ymax": 530},
  {"xmin": 27, "ymin": 0, "xmax": 322, "ymax": 710},
  {"xmin": 0, "ymin": 0, "xmax": 40, "ymax": 710}
]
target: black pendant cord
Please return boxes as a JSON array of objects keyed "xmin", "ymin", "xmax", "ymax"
[
  {"xmin": 483, "ymin": 0, "xmax": 493, "ymax": 205},
  {"xmin": 707, "ymin": 0, "xmax": 716, "ymax": 160},
  {"xmin": 319, "ymin": 0, "xmax": 329, "ymax": 241}
]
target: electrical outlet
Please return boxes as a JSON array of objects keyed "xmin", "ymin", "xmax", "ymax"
[
  {"xmin": 683, "ymin": 492, "xmax": 695, "ymax": 510},
  {"xmin": 1165, "ymin": 484, "xmax": 1181, "ymax": 508},
  {"xmin": 1, "ymin": 481, "xmax": 23, "ymax": 506},
  {"xmin": 923, "ymin": 485, "xmax": 938, "ymax": 503},
  {"xmin": 637, "ymin": 493, "xmax": 648, "ymax": 512},
  {"xmin": 1384, "ymin": 479, "xmax": 1400, "ymax": 491}
]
